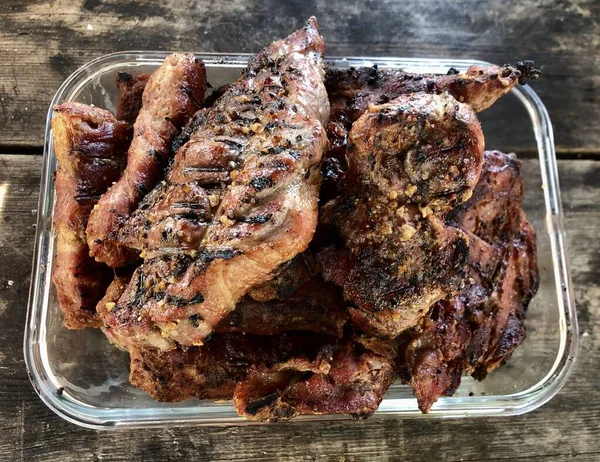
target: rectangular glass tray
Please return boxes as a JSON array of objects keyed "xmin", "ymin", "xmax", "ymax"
[{"xmin": 25, "ymin": 52, "xmax": 578, "ymax": 429}]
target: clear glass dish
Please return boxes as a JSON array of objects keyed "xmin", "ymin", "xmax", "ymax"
[{"xmin": 24, "ymin": 52, "xmax": 578, "ymax": 429}]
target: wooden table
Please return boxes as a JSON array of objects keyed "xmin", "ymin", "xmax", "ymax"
[{"xmin": 1, "ymin": 1, "xmax": 598, "ymax": 460}]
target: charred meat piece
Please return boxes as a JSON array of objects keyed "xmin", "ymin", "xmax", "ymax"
[
  {"xmin": 321, "ymin": 92, "xmax": 484, "ymax": 338},
  {"xmin": 325, "ymin": 62, "xmax": 538, "ymax": 155},
  {"xmin": 449, "ymin": 151, "xmax": 538, "ymax": 378},
  {"xmin": 467, "ymin": 219, "xmax": 538, "ymax": 378},
  {"xmin": 447, "ymin": 150, "xmax": 525, "ymax": 245},
  {"xmin": 51, "ymin": 102, "xmax": 130, "ymax": 329},
  {"xmin": 398, "ymin": 298, "xmax": 472, "ymax": 413},
  {"xmin": 86, "ymin": 54, "xmax": 206, "ymax": 268},
  {"xmin": 129, "ymin": 332, "xmax": 333, "ymax": 402},
  {"xmin": 106, "ymin": 18, "xmax": 330, "ymax": 349},
  {"xmin": 397, "ymin": 151, "xmax": 538, "ymax": 411},
  {"xmin": 234, "ymin": 337, "xmax": 397, "ymax": 421},
  {"xmin": 218, "ymin": 278, "xmax": 348, "ymax": 337},
  {"xmin": 115, "ymin": 72, "xmax": 150, "ymax": 124},
  {"xmin": 247, "ymin": 251, "xmax": 320, "ymax": 302}
]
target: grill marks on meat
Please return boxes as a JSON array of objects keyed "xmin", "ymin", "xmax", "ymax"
[
  {"xmin": 234, "ymin": 337, "xmax": 397, "ymax": 421},
  {"xmin": 322, "ymin": 93, "xmax": 484, "ymax": 338},
  {"xmin": 450, "ymin": 151, "xmax": 539, "ymax": 378},
  {"xmin": 51, "ymin": 103, "xmax": 130, "ymax": 329},
  {"xmin": 325, "ymin": 62, "xmax": 535, "ymax": 156},
  {"xmin": 86, "ymin": 54, "xmax": 206, "ymax": 268},
  {"xmin": 105, "ymin": 17, "xmax": 330, "ymax": 349},
  {"xmin": 397, "ymin": 151, "xmax": 539, "ymax": 411}
]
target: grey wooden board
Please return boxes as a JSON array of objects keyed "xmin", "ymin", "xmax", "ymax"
[
  {"xmin": 0, "ymin": 0, "xmax": 599, "ymax": 153},
  {"xmin": 0, "ymin": 154, "xmax": 598, "ymax": 461}
]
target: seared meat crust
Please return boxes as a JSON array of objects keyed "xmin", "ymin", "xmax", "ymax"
[
  {"xmin": 397, "ymin": 151, "xmax": 539, "ymax": 411},
  {"xmin": 326, "ymin": 62, "xmax": 539, "ymax": 155},
  {"xmin": 105, "ymin": 18, "xmax": 330, "ymax": 349},
  {"xmin": 233, "ymin": 336, "xmax": 397, "ymax": 421},
  {"xmin": 322, "ymin": 92, "xmax": 484, "ymax": 338},
  {"xmin": 129, "ymin": 332, "xmax": 334, "ymax": 402},
  {"xmin": 51, "ymin": 102, "xmax": 130, "ymax": 329},
  {"xmin": 86, "ymin": 54, "xmax": 206, "ymax": 268},
  {"xmin": 115, "ymin": 72, "xmax": 150, "ymax": 124}
]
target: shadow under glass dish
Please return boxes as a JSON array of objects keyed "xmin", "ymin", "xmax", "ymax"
[{"xmin": 24, "ymin": 52, "xmax": 578, "ymax": 428}]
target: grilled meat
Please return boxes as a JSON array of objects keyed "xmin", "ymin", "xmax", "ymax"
[
  {"xmin": 397, "ymin": 151, "xmax": 538, "ymax": 411},
  {"xmin": 129, "ymin": 332, "xmax": 333, "ymax": 402},
  {"xmin": 86, "ymin": 54, "xmax": 206, "ymax": 268},
  {"xmin": 398, "ymin": 298, "xmax": 471, "ymax": 412},
  {"xmin": 51, "ymin": 102, "xmax": 130, "ymax": 329},
  {"xmin": 234, "ymin": 336, "xmax": 397, "ymax": 421},
  {"xmin": 447, "ymin": 150, "xmax": 525, "ymax": 245},
  {"xmin": 450, "ymin": 151, "xmax": 539, "ymax": 377},
  {"xmin": 321, "ymin": 92, "xmax": 484, "ymax": 338},
  {"xmin": 325, "ymin": 62, "xmax": 540, "ymax": 156},
  {"xmin": 115, "ymin": 72, "xmax": 150, "ymax": 124},
  {"xmin": 247, "ymin": 251, "xmax": 320, "ymax": 302},
  {"xmin": 218, "ymin": 278, "xmax": 348, "ymax": 337},
  {"xmin": 104, "ymin": 18, "xmax": 330, "ymax": 349}
]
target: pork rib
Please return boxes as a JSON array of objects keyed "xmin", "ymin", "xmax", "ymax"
[
  {"xmin": 102, "ymin": 17, "xmax": 330, "ymax": 349},
  {"xmin": 51, "ymin": 102, "xmax": 130, "ymax": 329},
  {"xmin": 86, "ymin": 54, "xmax": 206, "ymax": 268}
]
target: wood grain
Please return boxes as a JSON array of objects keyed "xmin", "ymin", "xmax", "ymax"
[
  {"xmin": 0, "ymin": 0, "xmax": 599, "ymax": 153},
  {"xmin": 0, "ymin": 154, "xmax": 598, "ymax": 461}
]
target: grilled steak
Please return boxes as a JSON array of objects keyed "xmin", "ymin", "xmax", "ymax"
[
  {"xmin": 51, "ymin": 102, "xmax": 130, "ymax": 329},
  {"xmin": 321, "ymin": 92, "xmax": 484, "ymax": 338},
  {"xmin": 325, "ymin": 62, "xmax": 540, "ymax": 156},
  {"xmin": 102, "ymin": 18, "xmax": 330, "ymax": 349},
  {"xmin": 86, "ymin": 54, "xmax": 206, "ymax": 268},
  {"xmin": 450, "ymin": 151, "xmax": 539, "ymax": 378},
  {"xmin": 397, "ymin": 151, "xmax": 539, "ymax": 411}
]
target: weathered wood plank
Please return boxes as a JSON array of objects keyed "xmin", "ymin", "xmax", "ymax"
[
  {"xmin": 0, "ymin": 0, "xmax": 599, "ymax": 153},
  {"xmin": 0, "ymin": 154, "xmax": 598, "ymax": 461}
]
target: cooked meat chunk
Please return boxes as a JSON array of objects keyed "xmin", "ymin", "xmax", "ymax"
[
  {"xmin": 447, "ymin": 150, "xmax": 525, "ymax": 245},
  {"xmin": 51, "ymin": 102, "xmax": 130, "ymax": 329},
  {"xmin": 397, "ymin": 151, "xmax": 538, "ymax": 411},
  {"xmin": 129, "ymin": 332, "xmax": 332, "ymax": 402},
  {"xmin": 343, "ymin": 93, "xmax": 485, "ymax": 209},
  {"xmin": 105, "ymin": 18, "xmax": 330, "ymax": 349},
  {"xmin": 450, "ymin": 151, "xmax": 539, "ymax": 377},
  {"xmin": 96, "ymin": 268, "xmax": 135, "ymax": 330},
  {"xmin": 398, "ymin": 298, "xmax": 471, "ymax": 413},
  {"xmin": 467, "ymin": 219, "xmax": 538, "ymax": 378},
  {"xmin": 116, "ymin": 72, "xmax": 150, "ymax": 124},
  {"xmin": 86, "ymin": 54, "xmax": 206, "ymax": 268},
  {"xmin": 218, "ymin": 278, "xmax": 348, "ymax": 337},
  {"xmin": 247, "ymin": 251, "xmax": 320, "ymax": 302},
  {"xmin": 234, "ymin": 337, "xmax": 397, "ymax": 421},
  {"xmin": 326, "ymin": 62, "xmax": 539, "ymax": 155},
  {"xmin": 321, "ymin": 92, "xmax": 484, "ymax": 338}
]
